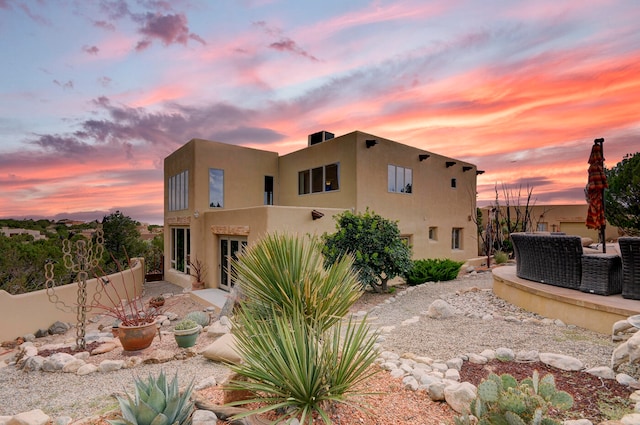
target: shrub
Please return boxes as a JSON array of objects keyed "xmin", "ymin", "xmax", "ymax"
[
  {"xmin": 108, "ymin": 371, "xmax": 194, "ymax": 425},
  {"xmin": 455, "ymin": 371, "xmax": 573, "ymax": 425},
  {"xmin": 494, "ymin": 250, "xmax": 509, "ymax": 264},
  {"xmin": 405, "ymin": 258, "xmax": 464, "ymax": 285},
  {"xmin": 228, "ymin": 233, "xmax": 379, "ymax": 424}
]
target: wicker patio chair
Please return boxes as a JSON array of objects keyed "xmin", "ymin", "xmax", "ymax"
[
  {"xmin": 620, "ymin": 237, "xmax": 640, "ymax": 300},
  {"xmin": 510, "ymin": 232, "xmax": 583, "ymax": 289}
]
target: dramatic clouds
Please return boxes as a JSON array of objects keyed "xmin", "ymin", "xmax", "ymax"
[{"xmin": 1, "ymin": 0, "xmax": 639, "ymax": 224}]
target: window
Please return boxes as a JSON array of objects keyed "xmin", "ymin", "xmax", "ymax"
[
  {"xmin": 452, "ymin": 228, "xmax": 463, "ymax": 250},
  {"xmin": 168, "ymin": 170, "xmax": 188, "ymax": 211},
  {"xmin": 537, "ymin": 222, "xmax": 548, "ymax": 232},
  {"xmin": 388, "ymin": 164, "xmax": 412, "ymax": 193},
  {"xmin": 429, "ymin": 227, "xmax": 438, "ymax": 241},
  {"xmin": 298, "ymin": 163, "xmax": 340, "ymax": 195},
  {"xmin": 400, "ymin": 235, "xmax": 412, "ymax": 247},
  {"xmin": 451, "ymin": 178, "xmax": 457, "ymax": 188},
  {"xmin": 264, "ymin": 176, "xmax": 274, "ymax": 205},
  {"xmin": 170, "ymin": 227, "xmax": 190, "ymax": 273},
  {"xmin": 209, "ymin": 168, "xmax": 224, "ymax": 208}
]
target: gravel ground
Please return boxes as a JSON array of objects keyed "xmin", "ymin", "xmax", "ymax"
[{"xmin": 0, "ymin": 265, "xmax": 623, "ymax": 420}]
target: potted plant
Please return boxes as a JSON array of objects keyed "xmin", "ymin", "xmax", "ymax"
[
  {"xmin": 188, "ymin": 257, "xmax": 207, "ymax": 290},
  {"xmin": 173, "ymin": 319, "xmax": 201, "ymax": 348},
  {"xmin": 93, "ymin": 260, "xmax": 163, "ymax": 351},
  {"xmin": 149, "ymin": 295, "xmax": 165, "ymax": 308}
]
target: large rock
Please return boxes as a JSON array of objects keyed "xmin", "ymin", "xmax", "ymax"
[
  {"xmin": 201, "ymin": 333, "xmax": 242, "ymax": 364},
  {"xmin": 627, "ymin": 332, "xmax": 640, "ymax": 363},
  {"xmin": 426, "ymin": 299, "xmax": 455, "ymax": 319},
  {"xmin": 444, "ymin": 382, "xmax": 477, "ymax": 413},
  {"xmin": 6, "ymin": 409, "xmax": 50, "ymax": 425},
  {"xmin": 42, "ymin": 353, "xmax": 76, "ymax": 372},
  {"xmin": 539, "ymin": 353, "xmax": 583, "ymax": 371},
  {"xmin": 48, "ymin": 321, "xmax": 70, "ymax": 335}
]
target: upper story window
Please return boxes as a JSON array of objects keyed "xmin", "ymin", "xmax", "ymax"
[
  {"xmin": 168, "ymin": 170, "xmax": 188, "ymax": 211},
  {"xmin": 298, "ymin": 163, "xmax": 339, "ymax": 195},
  {"xmin": 388, "ymin": 164, "xmax": 412, "ymax": 193},
  {"xmin": 451, "ymin": 178, "xmax": 457, "ymax": 188},
  {"xmin": 264, "ymin": 176, "xmax": 274, "ymax": 205},
  {"xmin": 209, "ymin": 168, "xmax": 224, "ymax": 208}
]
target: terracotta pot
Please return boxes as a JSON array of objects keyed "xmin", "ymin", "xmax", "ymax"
[
  {"xmin": 149, "ymin": 299, "xmax": 165, "ymax": 308},
  {"xmin": 118, "ymin": 321, "xmax": 157, "ymax": 351}
]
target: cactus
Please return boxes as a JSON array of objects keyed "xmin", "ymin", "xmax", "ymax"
[
  {"xmin": 108, "ymin": 371, "xmax": 194, "ymax": 425},
  {"xmin": 184, "ymin": 310, "xmax": 210, "ymax": 327},
  {"xmin": 455, "ymin": 371, "xmax": 573, "ymax": 425}
]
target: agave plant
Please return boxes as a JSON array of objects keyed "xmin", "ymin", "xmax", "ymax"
[{"xmin": 108, "ymin": 371, "xmax": 194, "ymax": 425}]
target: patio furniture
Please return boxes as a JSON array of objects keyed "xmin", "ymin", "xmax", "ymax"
[
  {"xmin": 620, "ymin": 237, "xmax": 640, "ymax": 300},
  {"xmin": 510, "ymin": 232, "xmax": 583, "ymax": 289},
  {"xmin": 580, "ymin": 254, "xmax": 623, "ymax": 295}
]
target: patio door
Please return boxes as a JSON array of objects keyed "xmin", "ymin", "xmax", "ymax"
[{"xmin": 219, "ymin": 236, "xmax": 247, "ymax": 291}]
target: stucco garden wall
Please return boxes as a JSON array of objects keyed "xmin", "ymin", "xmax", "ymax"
[{"xmin": 0, "ymin": 258, "xmax": 145, "ymax": 342}]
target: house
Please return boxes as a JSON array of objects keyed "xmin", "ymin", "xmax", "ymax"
[{"xmin": 163, "ymin": 130, "xmax": 480, "ymax": 290}]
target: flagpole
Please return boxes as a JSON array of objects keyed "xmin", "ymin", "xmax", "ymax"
[{"xmin": 595, "ymin": 137, "xmax": 606, "ymax": 253}]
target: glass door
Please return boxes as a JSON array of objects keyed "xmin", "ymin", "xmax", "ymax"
[{"xmin": 219, "ymin": 236, "xmax": 247, "ymax": 291}]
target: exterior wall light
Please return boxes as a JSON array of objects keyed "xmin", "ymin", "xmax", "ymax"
[
  {"xmin": 365, "ymin": 139, "xmax": 378, "ymax": 148},
  {"xmin": 462, "ymin": 166, "xmax": 472, "ymax": 172},
  {"xmin": 446, "ymin": 161, "xmax": 456, "ymax": 168},
  {"xmin": 193, "ymin": 210, "xmax": 200, "ymax": 219},
  {"xmin": 311, "ymin": 210, "xmax": 324, "ymax": 220},
  {"xmin": 419, "ymin": 154, "xmax": 430, "ymax": 161}
]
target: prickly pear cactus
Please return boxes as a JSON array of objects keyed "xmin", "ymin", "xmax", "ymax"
[{"xmin": 455, "ymin": 371, "xmax": 573, "ymax": 425}]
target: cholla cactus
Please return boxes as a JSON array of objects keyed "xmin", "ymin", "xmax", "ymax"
[
  {"xmin": 108, "ymin": 371, "xmax": 194, "ymax": 425},
  {"xmin": 456, "ymin": 371, "xmax": 573, "ymax": 425}
]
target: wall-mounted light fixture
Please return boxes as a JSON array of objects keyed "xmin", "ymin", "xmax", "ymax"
[
  {"xmin": 462, "ymin": 166, "xmax": 472, "ymax": 172},
  {"xmin": 365, "ymin": 139, "xmax": 378, "ymax": 148},
  {"xmin": 419, "ymin": 154, "xmax": 430, "ymax": 161},
  {"xmin": 193, "ymin": 210, "xmax": 200, "ymax": 219},
  {"xmin": 311, "ymin": 209, "xmax": 324, "ymax": 220},
  {"xmin": 476, "ymin": 170, "xmax": 485, "ymax": 175},
  {"xmin": 446, "ymin": 161, "xmax": 456, "ymax": 168}
]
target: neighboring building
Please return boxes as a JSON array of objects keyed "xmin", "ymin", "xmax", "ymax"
[
  {"xmin": 480, "ymin": 204, "xmax": 620, "ymax": 242},
  {"xmin": 163, "ymin": 131, "xmax": 480, "ymax": 291},
  {"xmin": 1, "ymin": 227, "xmax": 45, "ymax": 240}
]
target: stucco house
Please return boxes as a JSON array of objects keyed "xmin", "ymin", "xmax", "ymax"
[{"xmin": 163, "ymin": 130, "xmax": 480, "ymax": 291}]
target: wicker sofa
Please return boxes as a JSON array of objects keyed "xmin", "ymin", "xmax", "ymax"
[
  {"xmin": 510, "ymin": 232, "xmax": 584, "ymax": 289},
  {"xmin": 620, "ymin": 237, "xmax": 640, "ymax": 299}
]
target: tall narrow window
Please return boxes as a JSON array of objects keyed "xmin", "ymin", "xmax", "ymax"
[
  {"xmin": 325, "ymin": 163, "xmax": 339, "ymax": 191},
  {"xmin": 388, "ymin": 164, "xmax": 412, "ymax": 194},
  {"xmin": 311, "ymin": 166, "xmax": 324, "ymax": 193},
  {"xmin": 209, "ymin": 168, "xmax": 224, "ymax": 208},
  {"xmin": 264, "ymin": 176, "xmax": 274, "ymax": 205},
  {"xmin": 451, "ymin": 228, "xmax": 463, "ymax": 250},
  {"xmin": 429, "ymin": 227, "xmax": 438, "ymax": 241},
  {"xmin": 298, "ymin": 170, "xmax": 310, "ymax": 195},
  {"xmin": 451, "ymin": 178, "xmax": 457, "ymax": 188},
  {"xmin": 168, "ymin": 170, "xmax": 189, "ymax": 211},
  {"xmin": 170, "ymin": 227, "xmax": 191, "ymax": 273}
]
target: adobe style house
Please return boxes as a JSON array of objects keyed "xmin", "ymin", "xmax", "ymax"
[{"xmin": 163, "ymin": 130, "xmax": 480, "ymax": 291}]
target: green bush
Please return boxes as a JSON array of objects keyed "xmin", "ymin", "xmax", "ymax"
[
  {"xmin": 405, "ymin": 258, "xmax": 464, "ymax": 285},
  {"xmin": 228, "ymin": 233, "xmax": 380, "ymax": 424},
  {"xmin": 455, "ymin": 371, "xmax": 573, "ymax": 425},
  {"xmin": 494, "ymin": 250, "xmax": 509, "ymax": 264}
]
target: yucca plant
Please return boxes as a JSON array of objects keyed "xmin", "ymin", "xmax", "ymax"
[
  {"xmin": 226, "ymin": 232, "xmax": 380, "ymax": 424},
  {"xmin": 232, "ymin": 233, "xmax": 361, "ymax": 332},
  {"xmin": 108, "ymin": 371, "xmax": 194, "ymax": 425},
  {"xmin": 227, "ymin": 305, "xmax": 379, "ymax": 424}
]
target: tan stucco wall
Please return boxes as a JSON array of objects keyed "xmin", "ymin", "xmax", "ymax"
[
  {"xmin": 0, "ymin": 259, "xmax": 145, "ymax": 341},
  {"xmin": 279, "ymin": 131, "xmax": 479, "ymax": 262},
  {"xmin": 164, "ymin": 132, "xmax": 480, "ymax": 289}
]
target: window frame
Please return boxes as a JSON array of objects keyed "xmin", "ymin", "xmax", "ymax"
[
  {"xmin": 170, "ymin": 227, "xmax": 191, "ymax": 273},
  {"xmin": 209, "ymin": 168, "xmax": 224, "ymax": 208},
  {"xmin": 298, "ymin": 162, "xmax": 340, "ymax": 195},
  {"xmin": 451, "ymin": 227, "xmax": 463, "ymax": 250},
  {"xmin": 388, "ymin": 164, "xmax": 413, "ymax": 194},
  {"xmin": 168, "ymin": 170, "xmax": 189, "ymax": 211}
]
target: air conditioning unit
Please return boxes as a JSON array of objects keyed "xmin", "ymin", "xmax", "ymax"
[{"xmin": 308, "ymin": 131, "xmax": 335, "ymax": 146}]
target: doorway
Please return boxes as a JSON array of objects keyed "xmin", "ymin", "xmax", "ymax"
[{"xmin": 219, "ymin": 236, "xmax": 247, "ymax": 291}]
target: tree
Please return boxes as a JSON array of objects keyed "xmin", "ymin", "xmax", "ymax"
[
  {"xmin": 605, "ymin": 152, "xmax": 640, "ymax": 236},
  {"xmin": 101, "ymin": 211, "xmax": 145, "ymax": 267},
  {"xmin": 322, "ymin": 209, "xmax": 412, "ymax": 292}
]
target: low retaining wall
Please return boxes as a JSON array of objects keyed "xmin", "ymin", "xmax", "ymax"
[
  {"xmin": 0, "ymin": 259, "xmax": 145, "ymax": 342},
  {"xmin": 493, "ymin": 265, "xmax": 640, "ymax": 334}
]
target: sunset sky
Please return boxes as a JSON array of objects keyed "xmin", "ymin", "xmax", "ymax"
[{"xmin": 1, "ymin": 0, "xmax": 639, "ymax": 225}]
